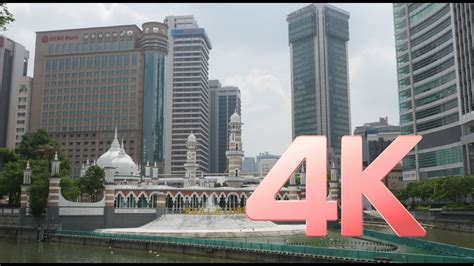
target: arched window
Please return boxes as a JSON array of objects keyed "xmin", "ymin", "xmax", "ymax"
[
  {"xmin": 235, "ymin": 168, "xmax": 239, "ymax": 176},
  {"xmin": 115, "ymin": 194, "xmax": 124, "ymax": 208},
  {"xmin": 236, "ymin": 144, "xmax": 239, "ymax": 150},
  {"xmin": 138, "ymin": 194, "xmax": 147, "ymax": 208}
]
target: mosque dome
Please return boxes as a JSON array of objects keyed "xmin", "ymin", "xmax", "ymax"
[
  {"xmin": 97, "ymin": 128, "xmax": 121, "ymax": 168},
  {"xmin": 230, "ymin": 111, "xmax": 240, "ymax": 123},
  {"xmin": 110, "ymin": 141, "xmax": 139, "ymax": 176}
]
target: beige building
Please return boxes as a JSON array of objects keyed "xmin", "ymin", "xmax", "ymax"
[
  {"xmin": 7, "ymin": 76, "xmax": 33, "ymax": 148},
  {"xmin": 29, "ymin": 23, "xmax": 169, "ymax": 176}
]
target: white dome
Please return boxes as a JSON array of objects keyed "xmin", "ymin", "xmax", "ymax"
[
  {"xmin": 230, "ymin": 111, "xmax": 240, "ymax": 123},
  {"xmin": 111, "ymin": 150, "xmax": 139, "ymax": 176},
  {"xmin": 97, "ymin": 128, "xmax": 121, "ymax": 168},
  {"xmin": 187, "ymin": 132, "xmax": 196, "ymax": 142}
]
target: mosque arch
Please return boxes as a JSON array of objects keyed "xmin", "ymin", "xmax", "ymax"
[
  {"xmin": 219, "ymin": 194, "xmax": 226, "ymax": 209},
  {"xmin": 228, "ymin": 194, "xmax": 239, "ymax": 210},
  {"xmin": 137, "ymin": 194, "xmax": 148, "ymax": 208},
  {"xmin": 240, "ymin": 194, "xmax": 247, "ymax": 208}
]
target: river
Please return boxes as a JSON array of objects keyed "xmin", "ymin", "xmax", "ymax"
[{"xmin": 0, "ymin": 237, "xmax": 246, "ymax": 263}]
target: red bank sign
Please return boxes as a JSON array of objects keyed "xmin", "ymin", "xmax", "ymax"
[
  {"xmin": 41, "ymin": 35, "xmax": 79, "ymax": 43},
  {"xmin": 246, "ymin": 135, "xmax": 426, "ymax": 238}
]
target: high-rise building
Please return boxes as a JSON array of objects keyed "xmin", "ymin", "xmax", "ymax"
[
  {"xmin": 393, "ymin": 3, "xmax": 463, "ymax": 181},
  {"xmin": 209, "ymin": 79, "xmax": 241, "ymax": 173},
  {"xmin": 452, "ymin": 3, "xmax": 474, "ymax": 175},
  {"xmin": 29, "ymin": 23, "xmax": 169, "ymax": 176},
  {"xmin": 10, "ymin": 76, "xmax": 33, "ymax": 148},
  {"xmin": 353, "ymin": 117, "xmax": 400, "ymax": 165},
  {"xmin": 164, "ymin": 16, "xmax": 212, "ymax": 176},
  {"xmin": 0, "ymin": 35, "xmax": 30, "ymax": 149},
  {"xmin": 242, "ymin": 157, "xmax": 256, "ymax": 174},
  {"xmin": 287, "ymin": 4, "xmax": 351, "ymax": 163},
  {"xmin": 256, "ymin": 152, "xmax": 280, "ymax": 177}
]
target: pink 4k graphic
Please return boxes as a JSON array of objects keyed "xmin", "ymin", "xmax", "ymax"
[{"xmin": 246, "ymin": 135, "xmax": 426, "ymax": 238}]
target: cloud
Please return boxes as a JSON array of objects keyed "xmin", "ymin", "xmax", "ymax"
[
  {"xmin": 223, "ymin": 68, "xmax": 291, "ymax": 157},
  {"xmin": 3, "ymin": 3, "xmax": 400, "ymax": 158}
]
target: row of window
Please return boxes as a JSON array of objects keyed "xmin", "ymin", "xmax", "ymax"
[
  {"xmin": 45, "ymin": 54, "xmax": 138, "ymax": 72},
  {"xmin": 47, "ymin": 38, "xmax": 134, "ymax": 55}
]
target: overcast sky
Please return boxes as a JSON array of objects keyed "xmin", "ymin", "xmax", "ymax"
[{"xmin": 4, "ymin": 3, "xmax": 399, "ymax": 158}]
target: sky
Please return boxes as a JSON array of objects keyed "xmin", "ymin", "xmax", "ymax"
[{"xmin": 4, "ymin": 3, "xmax": 399, "ymax": 158}]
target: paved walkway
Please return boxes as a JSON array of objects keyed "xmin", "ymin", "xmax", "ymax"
[{"xmin": 97, "ymin": 214, "xmax": 306, "ymax": 238}]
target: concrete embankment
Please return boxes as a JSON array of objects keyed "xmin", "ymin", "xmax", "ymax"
[{"xmin": 48, "ymin": 234, "xmax": 363, "ymax": 263}]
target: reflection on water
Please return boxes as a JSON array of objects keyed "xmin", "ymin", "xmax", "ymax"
[
  {"xmin": 0, "ymin": 237, "xmax": 245, "ymax": 263},
  {"xmin": 365, "ymin": 224, "xmax": 474, "ymax": 249}
]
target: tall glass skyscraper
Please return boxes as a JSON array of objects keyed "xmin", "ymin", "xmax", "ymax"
[
  {"xmin": 140, "ymin": 22, "xmax": 168, "ymax": 165},
  {"xmin": 452, "ymin": 3, "xmax": 474, "ymax": 175},
  {"xmin": 287, "ymin": 3, "xmax": 351, "ymax": 161},
  {"xmin": 393, "ymin": 3, "xmax": 463, "ymax": 181}
]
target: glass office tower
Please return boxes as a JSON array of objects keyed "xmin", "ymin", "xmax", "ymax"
[
  {"xmin": 287, "ymin": 3, "xmax": 351, "ymax": 162},
  {"xmin": 393, "ymin": 3, "xmax": 463, "ymax": 181}
]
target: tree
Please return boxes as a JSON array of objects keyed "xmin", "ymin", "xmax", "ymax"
[
  {"xmin": 0, "ymin": 3, "xmax": 14, "ymax": 31},
  {"xmin": 28, "ymin": 172, "xmax": 49, "ymax": 217},
  {"xmin": 0, "ymin": 148, "xmax": 17, "ymax": 170},
  {"xmin": 78, "ymin": 165, "xmax": 104, "ymax": 202},
  {"xmin": 60, "ymin": 176, "xmax": 80, "ymax": 201},
  {"xmin": 0, "ymin": 160, "xmax": 24, "ymax": 206}
]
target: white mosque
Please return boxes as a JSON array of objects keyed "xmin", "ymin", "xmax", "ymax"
[{"xmin": 75, "ymin": 111, "xmax": 298, "ymax": 212}]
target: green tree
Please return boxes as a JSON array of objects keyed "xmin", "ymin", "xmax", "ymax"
[
  {"xmin": 0, "ymin": 160, "xmax": 24, "ymax": 205},
  {"xmin": 60, "ymin": 176, "xmax": 80, "ymax": 201},
  {"xmin": 78, "ymin": 165, "xmax": 104, "ymax": 202},
  {"xmin": 0, "ymin": 148, "xmax": 17, "ymax": 170},
  {"xmin": 28, "ymin": 173, "xmax": 49, "ymax": 217},
  {"xmin": 0, "ymin": 3, "xmax": 14, "ymax": 31}
]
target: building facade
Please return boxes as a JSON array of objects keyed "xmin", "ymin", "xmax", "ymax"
[
  {"xmin": 452, "ymin": 3, "xmax": 474, "ymax": 175},
  {"xmin": 0, "ymin": 35, "xmax": 30, "ymax": 149},
  {"xmin": 29, "ymin": 23, "xmax": 169, "ymax": 176},
  {"xmin": 164, "ymin": 16, "xmax": 212, "ymax": 176},
  {"xmin": 9, "ymin": 76, "xmax": 33, "ymax": 148},
  {"xmin": 242, "ymin": 157, "xmax": 256, "ymax": 175},
  {"xmin": 256, "ymin": 152, "xmax": 280, "ymax": 177},
  {"xmin": 209, "ymin": 79, "xmax": 241, "ymax": 173},
  {"xmin": 353, "ymin": 117, "xmax": 401, "ymax": 165},
  {"xmin": 287, "ymin": 3, "xmax": 351, "ymax": 162},
  {"xmin": 393, "ymin": 3, "xmax": 464, "ymax": 181}
]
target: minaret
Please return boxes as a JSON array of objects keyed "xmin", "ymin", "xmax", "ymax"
[
  {"xmin": 23, "ymin": 160, "xmax": 32, "ymax": 185},
  {"xmin": 51, "ymin": 151, "xmax": 60, "ymax": 176},
  {"xmin": 226, "ymin": 110, "xmax": 244, "ymax": 177},
  {"xmin": 20, "ymin": 161, "xmax": 32, "ymax": 224},
  {"xmin": 184, "ymin": 132, "xmax": 198, "ymax": 185},
  {"xmin": 152, "ymin": 161, "xmax": 159, "ymax": 179}
]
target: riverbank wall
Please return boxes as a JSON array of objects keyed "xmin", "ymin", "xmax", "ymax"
[
  {"xmin": 410, "ymin": 210, "xmax": 474, "ymax": 233},
  {"xmin": 47, "ymin": 233, "xmax": 365, "ymax": 263}
]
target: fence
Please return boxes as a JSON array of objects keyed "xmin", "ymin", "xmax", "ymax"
[
  {"xmin": 363, "ymin": 229, "xmax": 474, "ymax": 258},
  {"xmin": 53, "ymin": 230, "xmax": 474, "ymax": 263}
]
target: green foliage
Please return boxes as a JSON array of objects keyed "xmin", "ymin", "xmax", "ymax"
[
  {"xmin": 0, "ymin": 148, "xmax": 18, "ymax": 170},
  {"xmin": 28, "ymin": 172, "xmax": 49, "ymax": 217},
  {"xmin": 0, "ymin": 161, "xmax": 24, "ymax": 205},
  {"xmin": 0, "ymin": 3, "xmax": 14, "ymax": 31},
  {"xmin": 60, "ymin": 176, "xmax": 80, "ymax": 201},
  {"xmin": 78, "ymin": 165, "xmax": 104, "ymax": 202},
  {"xmin": 0, "ymin": 129, "xmax": 72, "ymax": 215},
  {"xmin": 394, "ymin": 175, "xmax": 474, "ymax": 208}
]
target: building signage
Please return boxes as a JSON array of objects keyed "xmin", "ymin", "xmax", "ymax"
[
  {"xmin": 41, "ymin": 35, "xmax": 79, "ymax": 43},
  {"xmin": 403, "ymin": 170, "xmax": 417, "ymax": 181}
]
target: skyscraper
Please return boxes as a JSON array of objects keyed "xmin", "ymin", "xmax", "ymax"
[
  {"xmin": 287, "ymin": 4, "xmax": 351, "ymax": 162},
  {"xmin": 0, "ymin": 35, "xmax": 30, "ymax": 149},
  {"xmin": 164, "ymin": 16, "xmax": 212, "ymax": 176},
  {"xmin": 209, "ymin": 79, "xmax": 241, "ymax": 173},
  {"xmin": 393, "ymin": 3, "xmax": 463, "ymax": 181},
  {"xmin": 29, "ymin": 23, "xmax": 169, "ymax": 176},
  {"xmin": 452, "ymin": 3, "xmax": 474, "ymax": 175}
]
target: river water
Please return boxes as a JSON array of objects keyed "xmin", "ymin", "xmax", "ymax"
[
  {"xmin": 0, "ymin": 225, "xmax": 472, "ymax": 262},
  {"xmin": 0, "ymin": 237, "xmax": 246, "ymax": 263}
]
